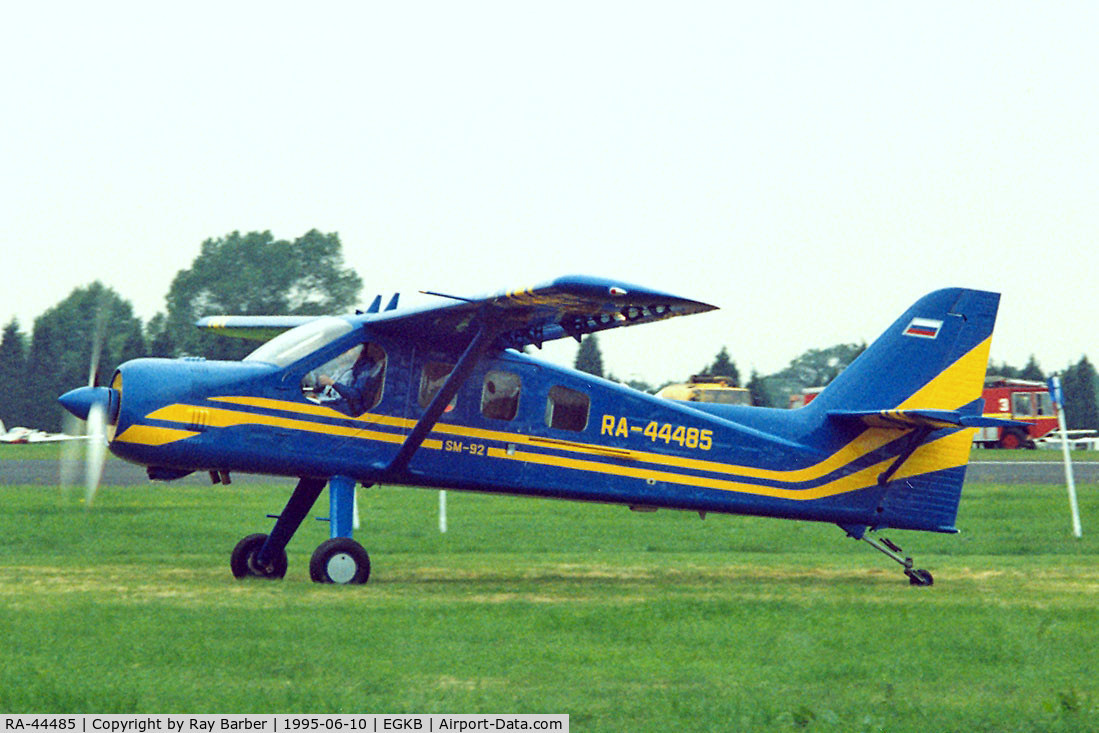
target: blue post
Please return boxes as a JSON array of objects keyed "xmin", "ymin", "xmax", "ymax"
[{"xmin": 328, "ymin": 475, "xmax": 357, "ymax": 539}]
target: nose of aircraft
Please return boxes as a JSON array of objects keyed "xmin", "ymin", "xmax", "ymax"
[{"xmin": 58, "ymin": 386, "xmax": 119, "ymax": 423}]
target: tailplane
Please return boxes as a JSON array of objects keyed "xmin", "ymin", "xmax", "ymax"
[{"xmin": 807, "ymin": 289, "xmax": 1015, "ymax": 534}]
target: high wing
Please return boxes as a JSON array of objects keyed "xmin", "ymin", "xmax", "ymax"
[
  {"xmin": 367, "ymin": 275, "xmax": 716, "ymax": 350},
  {"xmin": 197, "ymin": 275, "xmax": 716, "ymax": 349}
]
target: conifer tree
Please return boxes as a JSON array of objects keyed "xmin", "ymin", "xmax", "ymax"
[
  {"xmin": 574, "ymin": 335, "xmax": 604, "ymax": 378},
  {"xmin": 1062, "ymin": 356, "xmax": 1099, "ymax": 430},
  {"xmin": 702, "ymin": 346, "xmax": 740, "ymax": 386},
  {"xmin": 0, "ymin": 319, "xmax": 29, "ymax": 426}
]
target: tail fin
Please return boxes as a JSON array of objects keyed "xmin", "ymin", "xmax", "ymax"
[
  {"xmin": 809, "ymin": 288, "xmax": 998, "ymax": 416},
  {"xmin": 811, "ymin": 288, "xmax": 1001, "ymax": 533}
]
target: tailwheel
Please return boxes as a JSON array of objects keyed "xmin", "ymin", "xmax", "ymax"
[
  {"xmin": 231, "ymin": 533, "xmax": 288, "ymax": 580},
  {"xmin": 850, "ymin": 529, "xmax": 935, "ymax": 587},
  {"xmin": 310, "ymin": 537, "xmax": 371, "ymax": 584}
]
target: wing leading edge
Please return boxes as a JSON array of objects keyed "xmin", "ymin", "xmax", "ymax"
[{"xmin": 196, "ymin": 275, "xmax": 717, "ymax": 349}]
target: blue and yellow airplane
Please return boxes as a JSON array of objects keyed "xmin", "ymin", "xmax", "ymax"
[{"xmin": 58, "ymin": 276, "xmax": 1018, "ymax": 586}]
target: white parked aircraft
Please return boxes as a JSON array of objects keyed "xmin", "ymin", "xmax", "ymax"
[{"xmin": 0, "ymin": 419, "xmax": 86, "ymax": 444}]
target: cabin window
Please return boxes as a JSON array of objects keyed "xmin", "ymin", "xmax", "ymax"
[
  {"xmin": 545, "ymin": 386, "xmax": 590, "ymax": 432},
  {"xmin": 1036, "ymin": 392, "xmax": 1053, "ymax": 416},
  {"xmin": 1011, "ymin": 392, "xmax": 1034, "ymax": 418},
  {"xmin": 419, "ymin": 361, "xmax": 457, "ymax": 411},
  {"xmin": 481, "ymin": 370, "xmax": 520, "ymax": 421},
  {"xmin": 301, "ymin": 342, "xmax": 387, "ymax": 416}
]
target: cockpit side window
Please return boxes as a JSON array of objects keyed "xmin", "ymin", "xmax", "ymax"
[
  {"xmin": 244, "ymin": 317, "xmax": 353, "ymax": 368},
  {"xmin": 301, "ymin": 342, "xmax": 387, "ymax": 416}
]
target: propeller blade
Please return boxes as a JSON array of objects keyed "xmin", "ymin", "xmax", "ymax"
[
  {"xmin": 87, "ymin": 338, "xmax": 102, "ymax": 388},
  {"xmin": 59, "ymin": 412, "xmax": 82, "ymax": 498},
  {"xmin": 88, "ymin": 304, "xmax": 107, "ymax": 388},
  {"xmin": 84, "ymin": 401, "xmax": 107, "ymax": 507}
]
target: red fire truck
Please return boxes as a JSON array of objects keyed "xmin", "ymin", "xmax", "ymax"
[
  {"xmin": 788, "ymin": 377, "xmax": 1056, "ymax": 449},
  {"xmin": 973, "ymin": 377, "xmax": 1056, "ymax": 449}
]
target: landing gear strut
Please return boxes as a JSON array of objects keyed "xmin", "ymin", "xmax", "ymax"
[
  {"xmin": 841, "ymin": 524, "xmax": 933, "ymax": 586},
  {"xmin": 861, "ymin": 534, "xmax": 934, "ymax": 586},
  {"xmin": 230, "ymin": 475, "xmax": 371, "ymax": 585}
]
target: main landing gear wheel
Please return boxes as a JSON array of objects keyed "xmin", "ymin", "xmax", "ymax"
[
  {"xmin": 310, "ymin": 537, "xmax": 371, "ymax": 584},
  {"xmin": 231, "ymin": 533, "xmax": 288, "ymax": 580},
  {"xmin": 906, "ymin": 568, "xmax": 934, "ymax": 586}
]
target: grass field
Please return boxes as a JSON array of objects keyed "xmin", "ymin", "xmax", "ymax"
[{"xmin": 1, "ymin": 477, "xmax": 1098, "ymax": 731}]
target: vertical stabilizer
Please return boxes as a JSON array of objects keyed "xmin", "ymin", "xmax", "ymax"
[
  {"xmin": 809, "ymin": 289, "xmax": 1001, "ymax": 533},
  {"xmin": 809, "ymin": 289, "xmax": 998, "ymax": 415}
]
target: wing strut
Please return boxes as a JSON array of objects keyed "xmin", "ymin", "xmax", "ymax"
[{"xmin": 384, "ymin": 321, "xmax": 502, "ymax": 477}]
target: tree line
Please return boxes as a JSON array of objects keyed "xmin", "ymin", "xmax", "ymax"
[
  {"xmin": 3, "ymin": 229, "xmax": 1098, "ymax": 432},
  {"xmin": 1, "ymin": 230, "xmax": 362, "ymax": 432}
]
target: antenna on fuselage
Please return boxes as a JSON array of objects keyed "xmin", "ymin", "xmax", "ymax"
[{"xmin": 419, "ymin": 290, "xmax": 475, "ymax": 303}]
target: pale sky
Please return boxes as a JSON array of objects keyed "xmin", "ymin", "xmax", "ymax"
[{"xmin": 3, "ymin": 2, "xmax": 1097, "ymax": 386}]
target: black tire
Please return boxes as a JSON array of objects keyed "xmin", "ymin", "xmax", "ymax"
[
  {"xmin": 230, "ymin": 533, "xmax": 287, "ymax": 580},
  {"xmin": 907, "ymin": 568, "xmax": 934, "ymax": 587},
  {"xmin": 309, "ymin": 537, "xmax": 371, "ymax": 584},
  {"xmin": 998, "ymin": 429, "xmax": 1027, "ymax": 450}
]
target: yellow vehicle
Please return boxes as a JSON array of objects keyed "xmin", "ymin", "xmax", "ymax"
[{"xmin": 655, "ymin": 375, "xmax": 751, "ymax": 406}]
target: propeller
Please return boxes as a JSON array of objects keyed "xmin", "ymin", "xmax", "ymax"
[
  {"xmin": 58, "ymin": 315, "xmax": 112, "ymax": 507},
  {"xmin": 83, "ymin": 398, "xmax": 108, "ymax": 506}
]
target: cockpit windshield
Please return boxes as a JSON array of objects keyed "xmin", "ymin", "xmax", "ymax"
[{"xmin": 243, "ymin": 317, "xmax": 353, "ymax": 368}]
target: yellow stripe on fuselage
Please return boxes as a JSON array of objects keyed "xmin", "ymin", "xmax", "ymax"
[
  {"xmin": 206, "ymin": 395, "xmax": 900, "ymax": 483},
  {"xmin": 488, "ymin": 429, "xmax": 971, "ymax": 501},
  {"xmin": 143, "ymin": 403, "xmax": 433, "ymax": 449},
  {"xmin": 113, "ymin": 425, "xmax": 201, "ymax": 446}
]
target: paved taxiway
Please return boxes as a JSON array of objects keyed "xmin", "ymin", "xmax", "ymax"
[{"xmin": 4, "ymin": 458, "xmax": 1098, "ymax": 487}]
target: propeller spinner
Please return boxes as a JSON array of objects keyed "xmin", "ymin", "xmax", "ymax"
[{"xmin": 58, "ymin": 384, "xmax": 119, "ymax": 506}]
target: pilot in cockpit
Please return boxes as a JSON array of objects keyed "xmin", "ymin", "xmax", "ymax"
[{"xmin": 304, "ymin": 344, "xmax": 386, "ymax": 416}]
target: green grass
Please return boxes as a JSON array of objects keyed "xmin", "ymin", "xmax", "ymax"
[
  {"xmin": 1, "ymin": 479, "xmax": 1098, "ymax": 730},
  {"xmin": 0, "ymin": 443, "xmax": 80, "ymax": 460}
]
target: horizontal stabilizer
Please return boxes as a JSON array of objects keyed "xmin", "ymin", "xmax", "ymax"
[
  {"xmin": 827, "ymin": 407, "xmax": 1026, "ymax": 431},
  {"xmin": 194, "ymin": 315, "xmax": 319, "ymax": 341}
]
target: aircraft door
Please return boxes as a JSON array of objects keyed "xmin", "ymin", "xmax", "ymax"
[{"xmin": 404, "ymin": 352, "xmax": 534, "ymax": 491}]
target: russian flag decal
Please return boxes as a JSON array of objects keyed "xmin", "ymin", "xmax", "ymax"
[{"xmin": 903, "ymin": 317, "xmax": 943, "ymax": 339}]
